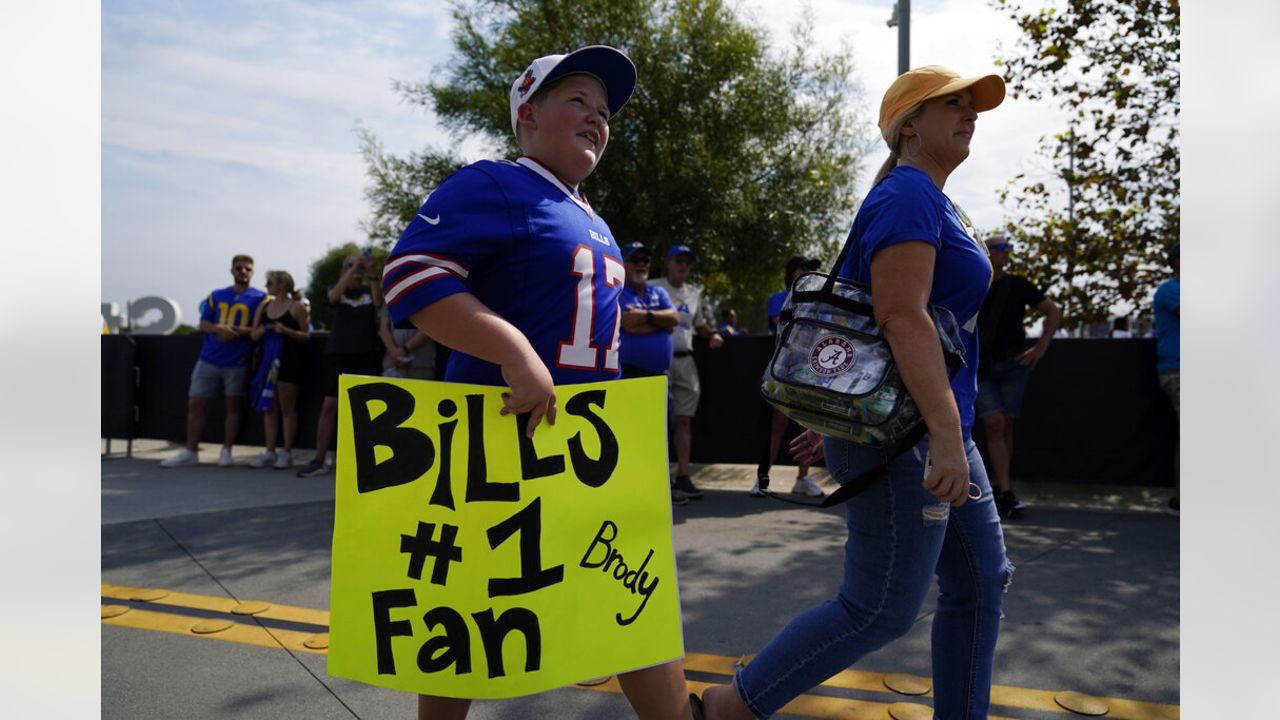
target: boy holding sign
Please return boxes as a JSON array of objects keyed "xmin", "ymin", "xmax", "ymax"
[{"xmin": 381, "ymin": 47, "xmax": 694, "ymax": 720}]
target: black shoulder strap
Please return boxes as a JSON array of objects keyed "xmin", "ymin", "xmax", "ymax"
[{"xmin": 761, "ymin": 422, "xmax": 927, "ymax": 508}]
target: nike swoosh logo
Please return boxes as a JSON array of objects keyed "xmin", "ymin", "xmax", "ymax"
[{"xmin": 417, "ymin": 213, "xmax": 440, "ymax": 225}]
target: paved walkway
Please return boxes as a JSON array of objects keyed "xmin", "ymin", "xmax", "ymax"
[{"xmin": 102, "ymin": 439, "xmax": 1179, "ymax": 719}]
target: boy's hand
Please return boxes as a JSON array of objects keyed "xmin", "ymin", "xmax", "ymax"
[{"xmin": 500, "ymin": 349, "xmax": 557, "ymax": 437}]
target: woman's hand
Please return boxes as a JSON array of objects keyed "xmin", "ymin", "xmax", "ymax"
[
  {"xmin": 922, "ymin": 435, "xmax": 971, "ymax": 506},
  {"xmin": 499, "ymin": 348, "xmax": 557, "ymax": 438},
  {"xmin": 789, "ymin": 429, "xmax": 826, "ymax": 466}
]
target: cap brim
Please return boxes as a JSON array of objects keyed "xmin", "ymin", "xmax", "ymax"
[
  {"xmin": 927, "ymin": 73, "xmax": 1005, "ymax": 112},
  {"xmin": 542, "ymin": 45, "xmax": 638, "ymax": 120}
]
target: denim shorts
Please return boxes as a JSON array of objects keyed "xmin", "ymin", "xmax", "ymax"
[
  {"xmin": 975, "ymin": 357, "xmax": 1030, "ymax": 419},
  {"xmin": 188, "ymin": 360, "xmax": 248, "ymax": 398}
]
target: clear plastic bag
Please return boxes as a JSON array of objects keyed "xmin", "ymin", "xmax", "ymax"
[{"xmin": 760, "ymin": 272, "xmax": 964, "ymax": 447}]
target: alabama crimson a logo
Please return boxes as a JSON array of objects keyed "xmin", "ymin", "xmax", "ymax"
[{"xmin": 809, "ymin": 336, "xmax": 856, "ymax": 376}]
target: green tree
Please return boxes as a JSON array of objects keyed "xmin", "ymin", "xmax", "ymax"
[
  {"xmin": 303, "ymin": 242, "xmax": 388, "ymax": 329},
  {"xmin": 992, "ymin": 0, "xmax": 1179, "ymax": 328},
  {"xmin": 359, "ymin": 0, "xmax": 871, "ymax": 330}
]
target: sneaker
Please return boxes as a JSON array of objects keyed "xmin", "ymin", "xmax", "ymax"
[
  {"xmin": 249, "ymin": 450, "xmax": 276, "ymax": 468},
  {"xmin": 750, "ymin": 472, "xmax": 769, "ymax": 497},
  {"xmin": 218, "ymin": 447, "xmax": 235, "ymax": 467},
  {"xmin": 274, "ymin": 451, "xmax": 293, "ymax": 470},
  {"xmin": 159, "ymin": 447, "xmax": 198, "ymax": 468},
  {"xmin": 671, "ymin": 487, "xmax": 689, "ymax": 506},
  {"xmin": 791, "ymin": 476, "xmax": 825, "ymax": 498},
  {"xmin": 673, "ymin": 474, "xmax": 703, "ymax": 500},
  {"xmin": 296, "ymin": 458, "xmax": 332, "ymax": 478},
  {"xmin": 997, "ymin": 490, "xmax": 1025, "ymax": 519}
]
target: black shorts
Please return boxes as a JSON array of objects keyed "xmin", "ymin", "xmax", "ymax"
[{"xmin": 322, "ymin": 351, "xmax": 384, "ymax": 397}]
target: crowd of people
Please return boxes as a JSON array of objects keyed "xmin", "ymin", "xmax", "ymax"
[
  {"xmin": 158, "ymin": 251, "xmax": 438, "ymax": 479},
  {"xmin": 148, "ymin": 45, "xmax": 1179, "ymax": 720}
]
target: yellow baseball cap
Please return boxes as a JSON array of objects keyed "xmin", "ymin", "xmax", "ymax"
[{"xmin": 878, "ymin": 65, "xmax": 1005, "ymax": 141}]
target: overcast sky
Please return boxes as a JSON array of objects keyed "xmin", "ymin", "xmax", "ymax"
[{"xmin": 101, "ymin": 0, "xmax": 1069, "ymax": 323}]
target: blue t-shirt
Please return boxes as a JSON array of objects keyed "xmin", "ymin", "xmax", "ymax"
[
  {"xmin": 198, "ymin": 286, "xmax": 267, "ymax": 367},
  {"xmin": 766, "ymin": 288, "xmax": 788, "ymax": 334},
  {"xmin": 838, "ymin": 166, "xmax": 992, "ymax": 439},
  {"xmin": 619, "ymin": 283, "xmax": 674, "ymax": 373},
  {"xmin": 1153, "ymin": 278, "xmax": 1179, "ymax": 373},
  {"xmin": 383, "ymin": 158, "xmax": 625, "ymax": 386}
]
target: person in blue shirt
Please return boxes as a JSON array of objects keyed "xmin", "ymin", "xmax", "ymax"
[
  {"xmin": 1153, "ymin": 243, "xmax": 1180, "ymax": 515},
  {"xmin": 161, "ymin": 254, "xmax": 268, "ymax": 468},
  {"xmin": 716, "ymin": 308, "xmax": 740, "ymax": 336},
  {"xmin": 617, "ymin": 241, "xmax": 678, "ymax": 378},
  {"xmin": 699, "ymin": 65, "xmax": 1014, "ymax": 720},
  {"xmin": 381, "ymin": 46, "xmax": 695, "ymax": 720},
  {"xmin": 756, "ymin": 255, "xmax": 824, "ymax": 498},
  {"xmin": 617, "ymin": 241, "xmax": 685, "ymax": 505}
]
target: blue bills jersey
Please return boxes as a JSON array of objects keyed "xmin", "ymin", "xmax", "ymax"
[
  {"xmin": 198, "ymin": 285, "xmax": 268, "ymax": 367},
  {"xmin": 618, "ymin": 283, "xmax": 674, "ymax": 373},
  {"xmin": 383, "ymin": 158, "xmax": 625, "ymax": 386},
  {"xmin": 839, "ymin": 166, "xmax": 992, "ymax": 439}
]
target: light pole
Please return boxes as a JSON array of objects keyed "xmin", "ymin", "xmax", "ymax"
[{"xmin": 886, "ymin": 1, "xmax": 910, "ymax": 74}]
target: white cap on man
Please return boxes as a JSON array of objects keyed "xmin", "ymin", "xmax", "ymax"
[{"xmin": 509, "ymin": 45, "xmax": 638, "ymax": 135}]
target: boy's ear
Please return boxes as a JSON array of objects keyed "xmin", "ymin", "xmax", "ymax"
[{"xmin": 517, "ymin": 102, "xmax": 538, "ymax": 132}]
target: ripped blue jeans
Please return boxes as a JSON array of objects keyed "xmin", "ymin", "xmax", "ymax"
[{"xmin": 733, "ymin": 437, "xmax": 1013, "ymax": 719}]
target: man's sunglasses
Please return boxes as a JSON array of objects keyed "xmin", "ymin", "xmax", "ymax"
[{"xmin": 988, "ymin": 243, "xmax": 1012, "ymax": 252}]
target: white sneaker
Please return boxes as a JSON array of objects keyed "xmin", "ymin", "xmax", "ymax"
[
  {"xmin": 249, "ymin": 450, "xmax": 276, "ymax": 468},
  {"xmin": 791, "ymin": 476, "xmax": 825, "ymax": 497},
  {"xmin": 274, "ymin": 451, "xmax": 293, "ymax": 470},
  {"xmin": 160, "ymin": 447, "xmax": 198, "ymax": 468},
  {"xmin": 218, "ymin": 447, "xmax": 235, "ymax": 467}
]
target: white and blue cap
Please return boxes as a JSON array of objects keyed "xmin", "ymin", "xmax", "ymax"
[{"xmin": 509, "ymin": 45, "xmax": 638, "ymax": 135}]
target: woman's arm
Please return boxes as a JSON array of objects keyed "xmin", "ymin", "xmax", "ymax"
[
  {"xmin": 871, "ymin": 241, "xmax": 970, "ymax": 506},
  {"xmin": 289, "ymin": 300, "xmax": 312, "ymax": 342},
  {"xmin": 249, "ymin": 300, "xmax": 268, "ymax": 342}
]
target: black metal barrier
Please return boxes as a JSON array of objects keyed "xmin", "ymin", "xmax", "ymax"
[
  {"xmin": 102, "ymin": 335, "xmax": 1177, "ymax": 486},
  {"xmin": 101, "ymin": 335, "xmax": 137, "ymax": 452}
]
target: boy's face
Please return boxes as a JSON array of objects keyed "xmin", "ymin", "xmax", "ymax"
[{"xmin": 519, "ymin": 74, "xmax": 610, "ymax": 187}]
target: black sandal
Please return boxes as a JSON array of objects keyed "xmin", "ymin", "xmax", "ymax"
[{"xmin": 690, "ymin": 692, "xmax": 706, "ymax": 720}]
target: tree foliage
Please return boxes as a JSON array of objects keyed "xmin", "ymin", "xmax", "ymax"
[
  {"xmin": 992, "ymin": 0, "xmax": 1179, "ymax": 328},
  {"xmin": 360, "ymin": 0, "xmax": 871, "ymax": 330}
]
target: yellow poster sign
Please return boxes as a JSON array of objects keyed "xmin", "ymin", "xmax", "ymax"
[{"xmin": 327, "ymin": 375, "xmax": 682, "ymax": 699}]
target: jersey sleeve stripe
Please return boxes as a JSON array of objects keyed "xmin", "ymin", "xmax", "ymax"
[
  {"xmin": 385, "ymin": 266, "xmax": 459, "ymax": 306},
  {"xmin": 384, "ymin": 253, "xmax": 470, "ymax": 280}
]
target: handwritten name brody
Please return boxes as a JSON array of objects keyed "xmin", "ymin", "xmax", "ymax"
[
  {"xmin": 579, "ymin": 519, "xmax": 659, "ymax": 626},
  {"xmin": 347, "ymin": 381, "xmax": 664, "ymax": 680}
]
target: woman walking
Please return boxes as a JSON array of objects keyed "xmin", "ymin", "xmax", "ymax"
[{"xmin": 699, "ymin": 65, "xmax": 1015, "ymax": 719}]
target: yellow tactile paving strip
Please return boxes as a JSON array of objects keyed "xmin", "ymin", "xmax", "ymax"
[
  {"xmin": 101, "ymin": 584, "xmax": 1179, "ymax": 719},
  {"xmin": 102, "ymin": 583, "xmax": 330, "ymax": 626}
]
